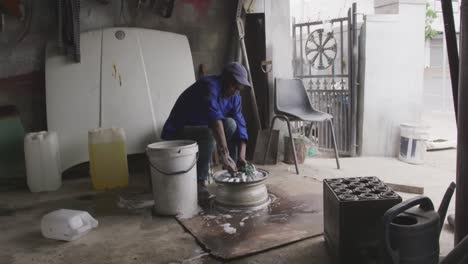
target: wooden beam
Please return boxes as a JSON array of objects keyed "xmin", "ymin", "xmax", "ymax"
[
  {"xmin": 455, "ymin": 0, "xmax": 468, "ymax": 246},
  {"xmin": 441, "ymin": 0, "xmax": 460, "ymax": 120}
]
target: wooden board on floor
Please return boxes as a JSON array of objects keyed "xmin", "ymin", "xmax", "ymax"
[
  {"xmin": 386, "ymin": 182, "xmax": 424, "ymax": 195},
  {"xmin": 178, "ymin": 185, "xmax": 323, "ymax": 260}
]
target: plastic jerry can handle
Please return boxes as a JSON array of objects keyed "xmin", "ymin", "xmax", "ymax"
[
  {"xmin": 70, "ymin": 214, "xmax": 99, "ymax": 236},
  {"xmin": 73, "ymin": 224, "xmax": 93, "ymax": 236},
  {"xmin": 81, "ymin": 213, "xmax": 99, "ymax": 228}
]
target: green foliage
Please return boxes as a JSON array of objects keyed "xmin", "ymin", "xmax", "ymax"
[{"xmin": 425, "ymin": 3, "xmax": 438, "ymax": 40}]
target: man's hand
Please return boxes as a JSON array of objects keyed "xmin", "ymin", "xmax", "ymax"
[
  {"xmin": 237, "ymin": 159, "xmax": 247, "ymax": 171},
  {"xmin": 221, "ymin": 151, "xmax": 237, "ymax": 174},
  {"xmin": 211, "ymin": 120, "xmax": 237, "ymax": 173},
  {"xmin": 237, "ymin": 141, "xmax": 247, "ymax": 171}
]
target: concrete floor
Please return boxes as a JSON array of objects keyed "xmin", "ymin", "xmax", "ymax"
[{"xmin": 0, "ymin": 149, "xmax": 457, "ymax": 264}]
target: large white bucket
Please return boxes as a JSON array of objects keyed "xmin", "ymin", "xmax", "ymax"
[
  {"xmin": 24, "ymin": 131, "xmax": 61, "ymax": 192},
  {"xmin": 399, "ymin": 123, "xmax": 429, "ymax": 165},
  {"xmin": 146, "ymin": 140, "xmax": 198, "ymax": 216}
]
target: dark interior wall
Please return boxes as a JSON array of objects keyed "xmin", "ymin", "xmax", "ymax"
[
  {"xmin": 79, "ymin": 0, "xmax": 237, "ymax": 75},
  {"xmin": 0, "ymin": 0, "xmax": 55, "ymax": 132},
  {"xmin": 0, "ymin": 0, "xmax": 56, "ymax": 78},
  {"xmin": 0, "ymin": 0, "xmax": 237, "ymax": 132},
  {"xmin": 0, "ymin": 72, "xmax": 45, "ymax": 132}
]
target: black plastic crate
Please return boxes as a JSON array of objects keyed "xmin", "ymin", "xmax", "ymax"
[{"xmin": 323, "ymin": 177, "xmax": 402, "ymax": 264}]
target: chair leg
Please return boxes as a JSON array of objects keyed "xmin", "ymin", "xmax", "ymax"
[
  {"xmin": 328, "ymin": 119, "xmax": 341, "ymax": 169},
  {"xmin": 307, "ymin": 122, "xmax": 314, "ymax": 138},
  {"xmin": 263, "ymin": 116, "xmax": 280, "ymax": 165},
  {"xmin": 285, "ymin": 117, "xmax": 300, "ymax": 175}
]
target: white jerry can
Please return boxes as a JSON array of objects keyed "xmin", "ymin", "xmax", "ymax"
[
  {"xmin": 24, "ymin": 131, "xmax": 62, "ymax": 192},
  {"xmin": 41, "ymin": 209, "xmax": 99, "ymax": 241}
]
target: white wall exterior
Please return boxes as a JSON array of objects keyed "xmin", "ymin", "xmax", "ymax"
[
  {"xmin": 290, "ymin": 0, "xmax": 460, "ymax": 30},
  {"xmin": 265, "ymin": 0, "xmax": 294, "ymax": 158},
  {"xmin": 290, "ymin": 0, "xmax": 375, "ymax": 22},
  {"xmin": 265, "ymin": 0, "xmax": 293, "ymax": 81},
  {"xmin": 360, "ymin": 0, "xmax": 426, "ymax": 157}
]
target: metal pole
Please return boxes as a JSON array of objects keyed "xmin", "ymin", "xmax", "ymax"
[
  {"xmin": 455, "ymin": 0, "xmax": 468, "ymax": 246},
  {"xmin": 347, "ymin": 8, "xmax": 353, "ymax": 155},
  {"xmin": 350, "ymin": 2, "xmax": 358, "ymax": 157},
  {"xmin": 443, "ymin": 33, "xmax": 448, "ymax": 112},
  {"xmin": 441, "ymin": 0, "xmax": 460, "ymax": 120},
  {"xmin": 293, "ymin": 18, "xmax": 297, "ymax": 76}
]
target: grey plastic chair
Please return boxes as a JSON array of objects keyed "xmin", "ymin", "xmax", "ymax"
[{"xmin": 263, "ymin": 78, "xmax": 340, "ymax": 174}]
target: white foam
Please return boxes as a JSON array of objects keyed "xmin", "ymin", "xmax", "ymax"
[
  {"xmin": 221, "ymin": 223, "xmax": 237, "ymax": 234},
  {"xmin": 176, "ymin": 206, "xmax": 201, "ymax": 220}
]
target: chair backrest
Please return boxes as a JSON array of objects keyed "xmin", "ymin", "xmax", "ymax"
[{"xmin": 274, "ymin": 78, "xmax": 314, "ymax": 113}]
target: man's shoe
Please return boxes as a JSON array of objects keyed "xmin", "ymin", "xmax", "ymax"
[
  {"xmin": 197, "ymin": 181, "xmax": 210, "ymax": 202},
  {"xmin": 197, "ymin": 180, "xmax": 206, "ymax": 190}
]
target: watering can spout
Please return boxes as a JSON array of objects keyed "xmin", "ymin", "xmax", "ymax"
[{"xmin": 438, "ymin": 182, "xmax": 456, "ymax": 234}]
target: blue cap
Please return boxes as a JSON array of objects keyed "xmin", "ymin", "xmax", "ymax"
[{"xmin": 223, "ymin": 62, "xmax": 252, "ymax": 88}]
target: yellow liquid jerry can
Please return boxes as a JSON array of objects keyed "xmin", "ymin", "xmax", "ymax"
[{"xmin": 88, "ymin": 128, "xmax": 129, "ymax": 190}]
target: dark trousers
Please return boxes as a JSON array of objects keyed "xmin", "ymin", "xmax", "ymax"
[{"xmin": 176, "ymin": 118, "xmax": 238, "ymax": 182}]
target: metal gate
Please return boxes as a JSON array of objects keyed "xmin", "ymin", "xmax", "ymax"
[{"xmin": 292, "ymin": 3, "xmax": 358, "ymax": 156}]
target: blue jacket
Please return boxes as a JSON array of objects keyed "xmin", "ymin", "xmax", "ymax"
[{"xmin": 161, "ymin": 76, "xmax": 248, "ymax": 141}]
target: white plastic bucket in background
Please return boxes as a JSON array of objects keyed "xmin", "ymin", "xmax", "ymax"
[
  {"xmin": 399, "ymin": 123, "xmax": 429, "ymax": 165},
  {"xmin": 24, "ymin": 131, "xmax": 62, "ymax": 192},
  {"xmin": 146, "ymin": 140, "xmax": 199, "ymax": 216},
  {"xmin": 41, "ymin": 209, "xmax": 98, "ymax": 241}
]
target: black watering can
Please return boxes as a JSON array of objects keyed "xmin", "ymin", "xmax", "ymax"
[{"xmin": 381, "ymin": 182, "xmax": 456, "ymax": 264}]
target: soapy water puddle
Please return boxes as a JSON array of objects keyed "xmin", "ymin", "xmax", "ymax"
[{"xmin": 190, "ymin": 192, "xmax": 320, "ymax": 236}]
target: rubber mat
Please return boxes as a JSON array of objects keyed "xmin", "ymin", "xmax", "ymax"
[{"xmin": 177, "ymin": 185, "xmax": 323, "ymax": 260}]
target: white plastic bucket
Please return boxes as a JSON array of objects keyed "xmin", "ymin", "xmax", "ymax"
[
  {"xmin": 399, "ymin": 123, "xmax": 429, "ymax": 165},
  {"xmin": 146, "ymin": 140, "xmax": 198, "ymax": 216},
  {"xmin": 24, "ymin": 131, "xmax": 62, "ymax": 192}
]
